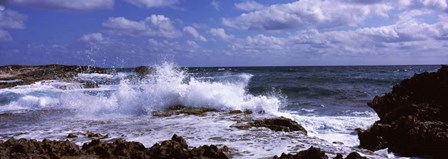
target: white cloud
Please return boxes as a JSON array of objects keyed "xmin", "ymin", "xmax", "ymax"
[
  {"xmin": 208, "ymin": 28, "xmax": 234, "ymax": 40},
  {"xmin": 9, "ymin": 0, "xmax": 113, "ymax": 10},
  {"xmin": 211, "ymin": 0, "xmax": 220, "ymax": 10},
  {"xmin": 102, "ymin": 14, "xmax": 180, "ymax": 38},
  {"xmin": 183, "ymin": 26, "xmax": 207, "ymax": 42},
  {"xmin": 126, "ymin": 0, "xmax": 178, "ymax": 8},
  {"xmin": 80, "ymin": 33, "xmax": 105, "ymax": 43},
  {"xmin": 223, "ymin": 0, "xmax": 392, "ymax": 30},
  {"xmin": 235, "ymin": 1, "xmax": 264, "ymax": 11},
  {"xmin": 0, "ymin": 8, "xmax": 26, "ymax": 42},
  {"xmin": 289, "ymin": 18, "xmax": 448, "ymax": 55}
]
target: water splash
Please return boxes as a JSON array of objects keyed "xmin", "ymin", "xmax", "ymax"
[{"xmin": 0, "ymin": 62, "xmax": 286, "ymax": 117}]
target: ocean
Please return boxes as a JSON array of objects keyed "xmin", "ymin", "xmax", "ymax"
[{"xmin": 0, "ymin": 63, "xmax": 440, "ymax": 158}]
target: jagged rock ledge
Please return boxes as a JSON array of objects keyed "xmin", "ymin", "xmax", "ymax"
[
  {"xmin": 0, "ymin": 64, "xmax": 108, "ymax": 89},
  {"xmin": 0, "ymin": 134, "xmax": 230, "ymax": 159},
  {"xmin": 273, "ymin": 146, "xmax": 367, "ymax": 159},
  {"xmin": 357, "ymin": 65, "xmax": 448, "ymax": 158}
]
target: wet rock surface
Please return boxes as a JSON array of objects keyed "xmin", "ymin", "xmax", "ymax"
[
  {"xmin": 0, "ymin": 64, "xmax": 108, "ymax": 89},
  {"xmin": 358, "ymin": 65, "xmax": 448, "ymax": 158},
  {"xmin": 251, "ymin": 117, "xmax": 307, "ymax": 133},
  {"xmin": 232, "ymin": 116, "xmax": 307, "ymax": 134},
  {"xmin": 0, "ymin": 134, "xmax": 229, "ymax": 159}
]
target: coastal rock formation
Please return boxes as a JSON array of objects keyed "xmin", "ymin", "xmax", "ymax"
[
  {"xmin": 0, "ymin": 64, "xmax": 108, "ymax": 89},
  {"xmin": 273, "ymin": 146, "xmax": 328, "ymax": 159},
  {"xmin": 273, "ymin": 147, "xmax": 366, "ymax": 159},
  {"xmin": 0, "ymin": 134, "xmax": 229, "ymax": 159},
  {"xmin": 251, "ymin": 117, "xmax": 307, "ymax": 133},
  {"xmin": 0, "ymin": 138, "xmax": 82, "ymax": 158},
  {"xmin": 358, "ymin": 65, "xmax": 448, "ymax": 158},
  {"xmin": 231, "ymin": 116, "xmax": 307, "ymax": 134}
]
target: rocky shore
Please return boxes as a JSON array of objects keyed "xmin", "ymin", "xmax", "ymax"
[
  {"xmin": 0, "ymin": 134, "xmax": 230, "ymax": 159},
  {"xmin": 0, "ymin": 64, "xmax": 108, "ymax": 89},
  {"xmin": 357, "ymin": 65, "xmax": 448, "ymax": 158}
]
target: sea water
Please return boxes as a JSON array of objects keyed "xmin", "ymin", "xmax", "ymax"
[{"xmin": 0, "ymin": 63, "xmax": 439, "ymax": 158}]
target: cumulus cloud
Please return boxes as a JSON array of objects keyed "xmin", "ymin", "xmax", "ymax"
[
  {"xmin": 223, "ymin": 0, "xmax": 392, "ymax": 30},
  {"xmin": 289, "ymin": 18, "xmax": 448, "ymax": 55},
  {"xmin": 8, "ymin": 0, "xmax": 113, "ymax": 10},
  {"xmin": 80, "ymin": 33, "xmax": 105, "ymax": 43},
  {"xmin": 0, "ymin": 8, "xmax": 26, "ymax": 42},
  {"xmin": 183, "ymin": 26, "xmax": 207, "ymax": 42},
  {"xmin": 208, "ymin": 28, "xmax": 234, "ymax": 40},
  {"xmin": 126, "ymin": 0, "xmax": 178, "ymax": 8},
  {"xmin": 235, "ymin": 1, "xmax": 264, "ymax": 11},
  {"xmin": 102, "ymin": 14, "xmax": 180, "ymax": 38}
]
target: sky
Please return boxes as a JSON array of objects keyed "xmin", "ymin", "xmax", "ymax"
[{"xmin": 0, "ymin": 0, "xmax": 448, "ymax": 67}]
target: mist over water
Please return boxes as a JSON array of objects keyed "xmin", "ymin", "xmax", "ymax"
[{"xmin": 0, "ymin": 63, "xmax": 440, "ymax": 158}]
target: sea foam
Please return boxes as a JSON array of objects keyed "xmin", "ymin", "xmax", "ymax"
[{"xmin": 0, "ymin": 62, "xmax": 285, "ymax": 117}]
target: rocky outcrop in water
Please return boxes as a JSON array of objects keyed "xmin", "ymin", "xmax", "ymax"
[
  {"xmin": 0, "ymin": 134, "xmax": 230, "ymax": 159},
  {"xmin": 0, "ymin": 64, "xmax": 108, "ymax": 89},
  {"xmin": 357, "ymin": 65, "xmax": 448, "ymax": 158},
  {"xmin": 231, "ymin": 116, "xmax": 307, "ymax": 134},
  {"xmin": 251, "ymin": 117, "xmax": 307, "ymax": 133}
]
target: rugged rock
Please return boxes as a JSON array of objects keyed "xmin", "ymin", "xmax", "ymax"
[
  {"xmin": 345, "ymin": 152, "xmax": 367, "ymax": 159},
  {"xmin": 0, "ymin": 64, "xmax": 108, "ymax": 89},
  {"xmin": 148, "ymin": 134, "xmax": 229, "ymax": 159},
  {"xmin": 0, "ymin": 138, "xmax": 82, "ymax": 158},
  {"xmin": 273, "ymin": 146, "xmax": 328, "ymax": 159},
  {"xmin": 358, "ymin": 65, "xmax": 448, "ymax": 158},
  {"xmin": 251, "ymin": 117, "xmax": 307, "ymax": 134},
  {"xmin": 0, "ymin": 135, "xmax": 229, "ymax": 159},
  {"xmin": 273, "ymin": 147, "xmax": 367, "ymax": 159}
]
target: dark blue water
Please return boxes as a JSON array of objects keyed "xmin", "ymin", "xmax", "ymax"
[{"xmin": 188, "ymin": 65, "xmax": 440, "ymax": 116}]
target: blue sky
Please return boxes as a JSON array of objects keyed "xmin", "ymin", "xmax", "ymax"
[{"xmin": 0, "ymin": 0, "xmax": 448, "ymax": 67}]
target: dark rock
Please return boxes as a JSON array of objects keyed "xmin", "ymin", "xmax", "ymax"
[
  {"xmin": 82, "ymin": 138, "xmax": 150, "ymax": 158},
  {"xmin": 82, "ymin": 81, "xmax": 99, "ymax": 88},
  {"xmin": 358, "ymin": 65, "xmax": 448, "ymax": 158},
  {"xmin": 273, "ymin": 146, "xmax": 328, "ymax": 159},
  {"xmin": 67, "ymin": 133, "xmax": 78, "ymax": 138},
  {"xmin": 148, "ymin": 134, "xmax": 229, "ymax": 159},
  {"xmin": 0, "ymin": 138, "xmax": 82, "ymax": 158},
  {"xmin": 345, "ymin": 152, "xmax": 367, "ymax": 159},
  {"xmin": 252, "ymin": 117, "xmax": 307, "ymax": 134},
  {"xmin": 333, "ymin": 153, "xmax": 343, "ymax": 159},
  {"xmin": 229, "ymin": 110, "xmax": 243, "ymax": 114},
  {"xmin": 85, "ymin": 131, "xmax": 108, "ymax": 139},
  {"xmin": 135, "ymin": 66, "xmax": 152, "ymax": 76},
  {"xmin": 1, "ymin": 135, "xmax": 230, "ymax": 159}
]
